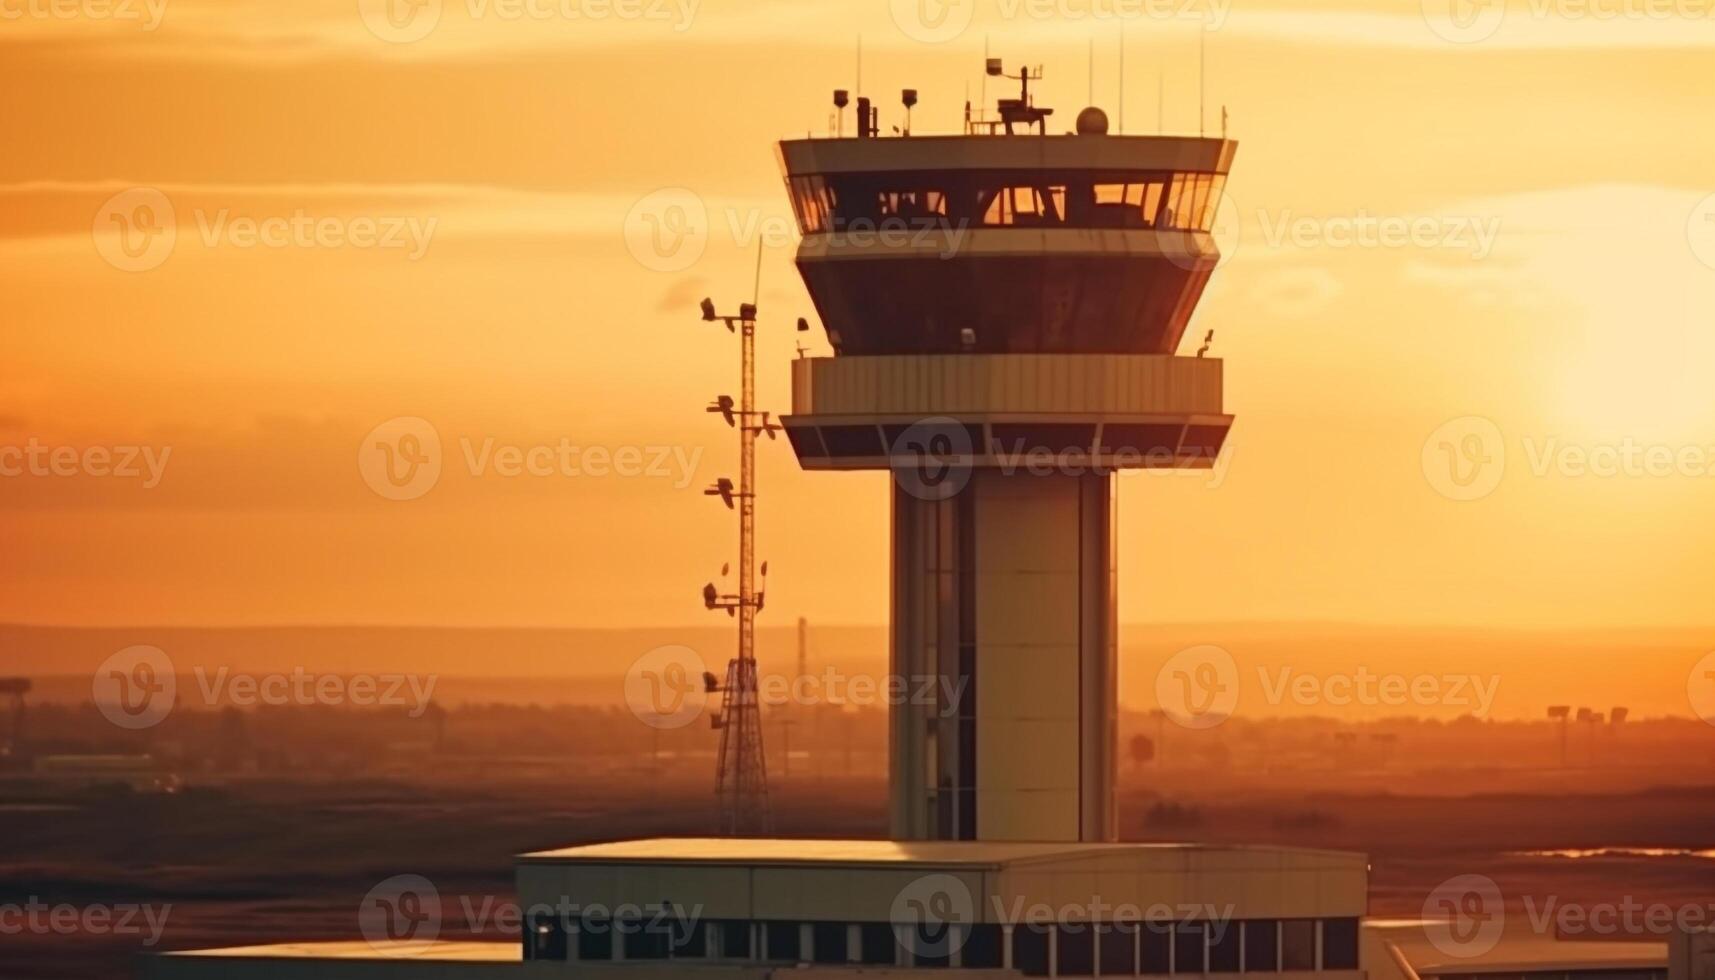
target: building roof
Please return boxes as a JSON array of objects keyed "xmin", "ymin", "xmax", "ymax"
[
  {"xmin": 1368, "ymin": 920, "xmax": 1667, "ymax": 975},
  {"xmin": 161, "ymin": 941, "xmax": 518, "ymax": 962},
  {"xmin": 518, "ymin": 837, "xmax": 1365, "ymax": 868}
]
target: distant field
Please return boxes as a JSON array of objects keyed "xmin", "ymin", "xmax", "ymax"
[
  {"xmin": 2, "ymin": 775, "xmax": 1712, "ymax": 979},
  {"xmin": 7, "ymin": 620, "xmax": 1714, "ymax": 719}
]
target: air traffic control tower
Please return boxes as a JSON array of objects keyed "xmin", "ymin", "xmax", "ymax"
[{"xmin": 778, "ymin": 66, "xmax": 1236, "ymax": 844}]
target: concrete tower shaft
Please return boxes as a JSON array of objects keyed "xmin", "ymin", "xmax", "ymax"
[{"xmin": 778, "ymin": 127, "xmax": 1238, "ymax": 844}]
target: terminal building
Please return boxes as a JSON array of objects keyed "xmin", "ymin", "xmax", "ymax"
[{"xmin": 143, "ymin": 65, "xmax": 1705, "ymax": 980}]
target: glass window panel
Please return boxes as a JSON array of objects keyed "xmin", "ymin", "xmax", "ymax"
[
  {"xmin": 1014, "ymin": 924, "xmax": 1052, "ymax": 977},
  {"xmin": 1175, "ymin": 922, "xmax": 1205, "ymax": 973},
  {"xmin": 1322, "ymin": 919, "xmax": 1359, "ymax": 970},
  {"xmin": 857, "ymin": 923, "xmax": 895, "ymax": 965},
  {"xmin": 1244, "ymin": 920, "xmax": 1279, "ymax": 972},
  {"xmin": 718, "ymin": 920, "xmax": 752, "ymax": 959},
  {"xmin": 1144, "ymin": 181, "xmax": 1166, "ymax": 226},
  {"xmin": 578, "ymin": 919, "xmax": 613, "ymax": 961},
  {"xmin": 811, "ymin": 922, "xmax": 847, "ymax": 964},
  {"xmin": 964, "ymin": 925, "xmax": 1004, "ymax": 968},
  {"xmin": 1057, "ymin": 925, "xmax": 1096, "ymax": 976},
  {"xmin": 1201, "ymin": 175, "xmax": 1227, "ymax": 230},
  {"xmin": 1143, "ymin": 923, "xmax": 1173, "ymax": 974},
  {"xmin": 1164, "ymin": 175, "xmax": 1191, "ymax": 228},
  {"xmin": 1100, "ymin": 922, "xmax": 1139, "ymax": 975},
  {"xmin": 1281, "ymin": 920, "xmax": 1316, "ymax": 971},
  {"xmin": 1209, "ymin": 920, "xmax": 1241, "ymax": 973},
  {"xmin": 765, "ymin": 921, "xmax": 802, "ymax": 961}
]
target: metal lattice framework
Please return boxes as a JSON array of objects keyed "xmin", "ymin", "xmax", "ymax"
[{"xmin": 698, "ymin": 299, "xmax": 780, "ymax": 836}]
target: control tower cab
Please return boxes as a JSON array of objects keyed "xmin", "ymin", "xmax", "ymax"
[{"xmin": 778, "ymin": 63, "xmax": 1237, "ymax": 844}]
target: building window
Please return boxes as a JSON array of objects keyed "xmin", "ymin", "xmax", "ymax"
[
  {"xmin": 1175, "ymin": 922, "xmax": 1206, "ymax": 974},
  {"xmin": 716, "ymin": 920, "xmax": 752, "ymax": 959},
  {"xmin": 811, "ymin": 922, "xmax": 848, "ymax": 964},
  {"xmin": 1281, "ymin": 920, "xmax": 1316, "ymax": 971},
  {"xmin": 964, "ymin": 925, "xmax": 1004, "ymax": 969},
  {"xmin": 622, "ymin": 919, "xmax": 669, "ymax": 960},
  {"xmin": 670, "ymin": 918, "xmax": 706, "ymax": 958},
  {"xmin": 858, "ymin": 922, "xmax": 896, "ymax": 965},
  {"xmin": 1057, "ymin": 924, "xmax": 1096, "ymax": 976},
  {"xmin": 525, "ymin": 913, "xmax": 566, "ymax": 961},
  {"xmin": 765, "ymin": 921, "xmax": 803, "ymax": 961},
  {"xmin": 577, "ymin": 918, "xmax": 612, "ymax": 961},
  {"xmin": 1322, "ymin": 918, "xmax": 1359, "ymax": 970},
  {"xmin": 1209, "ymin": 920, "xmax": 1241, "ymax": 973},
  {"xmin": 1099, "ymin": 922, "xmax": 1139, "ymax": 975},
  {"xmin": 1013, "ymin": 924, "xmax": 1052, "ymax": 977},
  {"xmin": 1244, "ymin": 920, "xmax": 1279, "ymax": 971},
  {"xmin": 1142, "ymin": 922, "xmax": 1173, "ymax": 974}
]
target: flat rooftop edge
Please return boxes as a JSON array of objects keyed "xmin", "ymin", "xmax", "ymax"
[{"xmin": 516, "ymin": 838, "xmax": 1369, "ymax": 867}]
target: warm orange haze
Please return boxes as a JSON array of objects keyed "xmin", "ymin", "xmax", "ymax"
[{"xmin": 1, "ymin": 2, "xmax": 1714, "ymax": 980}]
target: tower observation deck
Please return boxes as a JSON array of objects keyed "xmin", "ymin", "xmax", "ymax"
[{"xmin": 778, "ymin": 69, "xmax": 1237, "ymax": 844}]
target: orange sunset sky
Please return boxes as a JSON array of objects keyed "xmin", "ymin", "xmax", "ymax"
[{"xmin": 1, "ymin": 0, "xmax": 1712, "ymax": 631}]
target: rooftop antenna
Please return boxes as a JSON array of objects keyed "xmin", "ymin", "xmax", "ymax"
[
  {"xmin": 1118, "ymin": 27, "xmax": 1125, "ymax": 135},
  {"xmin": 1088, "ymin": 35, "xmax": 1095, "ymax": 107},
  {"xmin": 1222, "ymin": 104, "xmax": 1229, "ymax": 139},
  {"xmin": 856, "ymin": 34, "xmax": 863, "ymax": 98},
  {"xmin": 697, "ymin": 282, "xmax": 782, "ymax": 837},
  {"xmin": 1199, "ymin": 27, "xmax": 1207, "ymax": 138},
  {"xmin": 1157, "ymin": 70, "xmax": 1164, "ymax": 135}
]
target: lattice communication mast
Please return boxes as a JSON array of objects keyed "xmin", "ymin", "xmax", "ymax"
[{"xmin": 698, "ymin": 297, "xmax": 780, "ymax": 836}]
